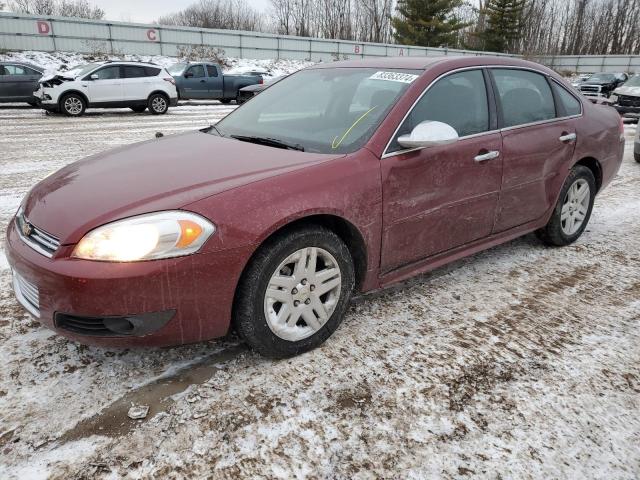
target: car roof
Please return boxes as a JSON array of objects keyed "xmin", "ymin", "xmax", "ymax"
[
  {"xmin": 0, "ymin": 60, "xmax": 43, "ymax": 72},
  {"xmin": 309, "ymin": 55, "xmax": 555, "ymax": 75}
]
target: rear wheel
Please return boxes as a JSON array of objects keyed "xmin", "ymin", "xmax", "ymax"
[
  {"xmin": 234, "ymin": 226, "xmax": 355, "ymax": 358},
  {"xmin": 148, "ymin": 93, "xmax": 169, "ymax": 115},
  {"xmin": 130, "ymin": 106, "xmax": 147, "ymax": 113},
  {"xmin": 220, "ymin": 98, "xmax": 232, "ymax": 104},
  {"xmin": 536, "ymin": 165, "xmax": 596, "ymax": 246},
  {"xmin": 60, "ymin": 93, "xmax": 86, "ymax": 117}
]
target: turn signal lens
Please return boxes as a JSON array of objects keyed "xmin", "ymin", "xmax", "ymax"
[
  {"xmin": 72, "ymin": 211, "xmax": 215, "ymax": 262},
  {"xmin": 177, "ymin": 220, "xmax": 203, "ymax": 248}
]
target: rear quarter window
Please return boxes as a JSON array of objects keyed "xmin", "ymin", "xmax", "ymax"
[
  {"xmin": 144, "ymin": 67, "xmax": 161, "ymax": 77},
  {"xmin": 552, "ymin": 81, "xmax": 582, "ymax": 116}
]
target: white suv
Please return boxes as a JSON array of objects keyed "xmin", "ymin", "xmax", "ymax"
[{"xmin": 35, "ymin": 61, "xmax": 178, "ymax": 116}]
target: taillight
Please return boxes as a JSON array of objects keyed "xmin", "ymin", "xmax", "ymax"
[
  {"xmin": 259, "ymin": 77, "xmax": 264, "ymax": 84},
  {"xmin": 164, "ymin": 77, "xmax": 176, "ymax": 85}
]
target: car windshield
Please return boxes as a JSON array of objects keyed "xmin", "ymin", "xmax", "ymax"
[
  {"xmin": 167, "ymin": 64, "xmax": 187, "ymax": 76},
  {"xmin": 588, "ymin": 73, "xmax": 616, "ymax": 83},
  {"xmin": 63, "ymin": 63, "xmax": 102, "ymax": 78},
  {"xmin": 623, "ymin": 75, "xmax": 640, "ymax": 87},
  {"xmin": 213, "ymin": 67, "xmax": 422, "ymax": 154}
]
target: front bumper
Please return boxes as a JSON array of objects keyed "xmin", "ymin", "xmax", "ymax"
[
  {"xmin": 5, "ymin": 217, "xmax": 250, "ymax": 347},
  {"xmin": 614, "ymin": 105, "xmax": 640, "ymax": 116}
]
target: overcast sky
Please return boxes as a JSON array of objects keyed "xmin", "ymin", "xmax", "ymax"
[{"xmin": 94, "ymin": 0, "xmax": 271, "ymax": 23}]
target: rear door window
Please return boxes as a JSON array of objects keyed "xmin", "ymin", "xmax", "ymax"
[
  {"xmin": 122, "ymin": 66, "xmax": 146, "ymax": 78},
  {"xmin": 492, "ymin": 69, "xmax": 556, "ymax": 127},
  {"xmin": 206, "ymin": 65, "xmax": 218, "ymax": 77}
]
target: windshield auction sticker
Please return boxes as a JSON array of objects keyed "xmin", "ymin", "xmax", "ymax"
[{"xmin": 369, "ymin": 71, "xmax": 419, "ymax": 83}]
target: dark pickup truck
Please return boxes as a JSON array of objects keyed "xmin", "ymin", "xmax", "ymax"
[
  {"xmin": 577, "ymin": 72, "xmax": 628, "ymax": 99},
  {"xmin": 167, "ymin": 62, "xmax": 262, "ymax": 103}
]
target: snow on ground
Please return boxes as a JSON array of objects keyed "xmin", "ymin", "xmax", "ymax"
[
  {"xmin": 0, "ymin": 100, "xmax": 639, "ymax": 479},
  {"xmin": 0, "ymin": 50, "xmax": 313, "ymax": 80}
]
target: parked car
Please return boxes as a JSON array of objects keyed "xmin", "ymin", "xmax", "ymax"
[
  {"xmin": 571, "ymin": 73, "xmax": 592, "ymax": 88},
  {"xmin": 34, "ymin": 61, "xmax": 178, "ymax": 116},
  {"xmin": 577, "ymin": 72, "xmax": 628, "ymax": 99},
  {"xmin": 6, "ymin": 57, "xmax": 624, "ymax": 358},
  {"xmin": 611, "ymin": 74, "xmax": 640, "ymax": 120},
  {"xmin": 167, "ymin": 62, "xmax": 262, "ymax": 103},
  {"xmin": 0, "ymin": 61, "xmax": 43, "ymax": 105},
  {"xmin": 237, "ymin": 75, "xmax": 286, "ymax": 103}
]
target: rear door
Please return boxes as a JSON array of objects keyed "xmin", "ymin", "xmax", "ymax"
[
  {"xmin": 85, "ymin": 65, "xmax": 123, "ymax": 104},
  {"xmin": 182, "ymin": 64, "xmax": 209, "ymax": 99},
  {"xmin": 490, "ymin": 68, "xmax": 578, "ymax": 232},
  {"xmin": 206, "ymin": 64, "xmax": 223, "ymax": 98},
  {"xmin": 121, "ymin": 65, "xmax": 155, "ymax": 101}
]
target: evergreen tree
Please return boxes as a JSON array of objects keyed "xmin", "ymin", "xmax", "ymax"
[
  {"xmin": 392, "ymin": 0, "xmax": 469, "ymax": 48},
  {"xmin": 478, "ymin": 0, "xmax": 527, "ymax": 53}
]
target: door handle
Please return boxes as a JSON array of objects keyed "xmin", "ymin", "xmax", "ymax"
[
  {"xmin": 559, "ymin": 133, "xmax": 577, "ymax": 143},
  {"xmin": 200, "ymin": 79, "xmax": 206, "ymax": 83},
  {"xmin": 474, "ymin": 150, "xmax": 500, "ymax": 163}
]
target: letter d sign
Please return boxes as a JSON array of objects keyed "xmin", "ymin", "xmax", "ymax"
[{"xmin": 37, "ymin": 21, "xmax": 50, "ymax": 35}]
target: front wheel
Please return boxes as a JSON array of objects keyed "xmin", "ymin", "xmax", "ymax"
[
  {"xmin": 60, "ymin": 93, "xmax": 86, "ymax": 117},
  {"xmin": 536, "ymin": 165, "xmax": 596, "ymax": 246},
  {"xmin": 234, "ymin": 226, "xmax": 355, "ymax": 358},
  {"xmin": 219, "ymin": 98, "xmax": 232, "ymax": 105},
  {"xmin": 148, "ymin": 93, "xmax": 169, "ymax": 115},
  {"xmin": 635, "ymin": 153, "xmax": 640, "ymax": 163}
]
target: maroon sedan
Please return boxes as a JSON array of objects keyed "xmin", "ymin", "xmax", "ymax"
[{"xmin": 6, "ymin": 57, "xmax": 624, "ymax": 357}]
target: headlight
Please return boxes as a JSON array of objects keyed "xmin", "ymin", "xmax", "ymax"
[
  {"xmin": 610, "ymin": 94, "xmax": 618, "ymax": 103},
  {"xmin": 72, "ymin": 211, "xmax": 215, "ymax": 262}
]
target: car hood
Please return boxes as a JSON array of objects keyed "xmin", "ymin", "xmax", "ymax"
[
  {"xmin": 23, "ymin": 131, "xmax": 342, "ymax": 244},
  {"xmin": 614, "ymin": 85, "xmax": 640, "ymax": 97}
]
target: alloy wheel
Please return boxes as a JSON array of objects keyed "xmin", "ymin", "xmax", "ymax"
[
  {"xmin": 152, "ymin": 96, "xmax": 167, "ymax": 113},
  {"xmin": 561, "ymin": 178, "xmax": 590, "ymax": 235},
  {"xmin": 263, "ymin": 247, "xmax": 342, "ymax": 342},
  {"xmin": 64, "ymin": 97, "xmax": 83, "ymax": 115}
]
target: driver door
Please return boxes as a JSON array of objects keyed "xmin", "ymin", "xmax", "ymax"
[
  {"xmin": 182, "ymin": 65, "xmax": 209, "ymax": 99},
  {"xmin": 381, "ymin": 69, "xmax": 503, "ymax": 271},
  {"xmin": 85, "ymin": 65, "xmax": 123, "ymax": 103}
]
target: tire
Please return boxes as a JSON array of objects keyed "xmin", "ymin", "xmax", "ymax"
[
  {"xmin": 148, "ymin": 93, "xmax": 169, "ymax": 115},
  {"xmin": 536, "ymin": 165, "xmax": 596, "ymax": 246},
  {"xmin": 234, "ymin": 225, "xmax": 355, "ymax": 358},
  {"xmin": 236, "ymin": 94, "xmax": 250, "ymax": 105},
  {"xmin": 220, "ymin": 99, "xmax": 232, "ymax": 104},
  {"xmin": 60, "ymin": 93, "xmax": 86, "ymax": 117},
  {"xmin": 635, "ymin": 153, "xmax": 640, "ymax": 163},
  {"xmin": 130, "ymin": 106, "xmax": 147, "ymax": 113}
]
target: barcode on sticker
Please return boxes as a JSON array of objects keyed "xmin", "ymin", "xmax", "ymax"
[{"xmin": 369, "ymin": 71, "xmax": 419, "ymax": 83}]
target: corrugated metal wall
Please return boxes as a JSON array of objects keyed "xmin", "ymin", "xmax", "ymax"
[
  {"xmin": 535, "ymin": 55, "xmax": 640, "ymax": 74},
  {"xmin": 0, "ymin": 12, "xmax": 512, "ymax": 61}
]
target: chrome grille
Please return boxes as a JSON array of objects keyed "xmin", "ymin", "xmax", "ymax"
[
  {"xmin": 16, "ymin": 209, "xmax": 60, "ymax": 257},
  {"xmin": 580, "ymin": 85, "xmax": 601, "ymax": 93},
  {"xmin": 12, "ymin": 270, "xmax": 40, "ymax": 318}
]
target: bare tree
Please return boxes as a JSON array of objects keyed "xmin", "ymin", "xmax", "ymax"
[{"xmin": 8, "ymin": 0, "xmax": 104, "ymax": 18}]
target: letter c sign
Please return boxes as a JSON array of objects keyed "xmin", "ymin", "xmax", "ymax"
[
  {"xmin": 147, "ymin": 29, "xmax": 158, "ymax": 41},
  {"xmin": 37, "ymin": 21, "xmax": 50, "ymax": 35}
]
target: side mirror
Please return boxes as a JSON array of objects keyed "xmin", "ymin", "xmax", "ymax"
[
  {"xmin": 184, "ymin": 72, "xmax": 193, "ymax": 78},
  {"xmin": 90, "ymin": 73, "xmax": 99, "ymax": 80},
  {"xmin": 397, "ymin": 120, "xmax": 459, "ymax": 149}
]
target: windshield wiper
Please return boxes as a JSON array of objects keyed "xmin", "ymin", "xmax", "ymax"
[{"xmin": 230, "ymin": 135, "xmax": 304, "ymax": 152}]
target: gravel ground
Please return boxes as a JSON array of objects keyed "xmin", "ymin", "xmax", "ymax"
[{"xmin": 0, "ymin": 104, "xmax": 638, "ymax": 480}]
